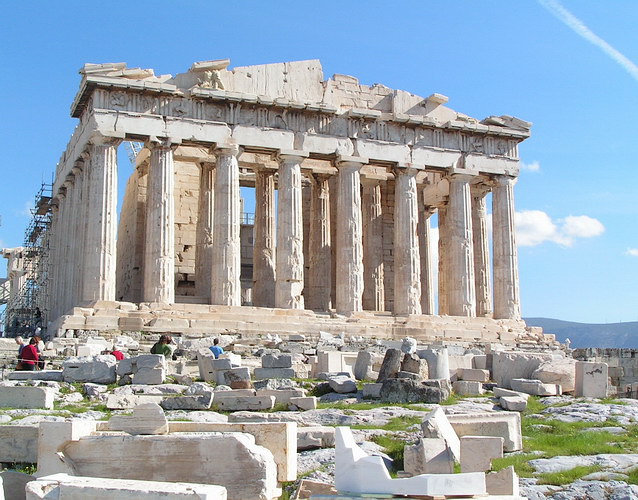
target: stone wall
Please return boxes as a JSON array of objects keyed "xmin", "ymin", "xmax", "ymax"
[
  {"xmin": 116, "ymin": 169, "xmax": 146, "ymax": 303},
  {"xmin": 573, "ymin": 348, "xmax": 638, "ymax": 396},
  {"xmin": 174, "ymin": 161, "xmax": 199, "ymax": 297},
  {"xmin": 382, "ymin": 179, "xmax": 395, "ymax": 312}
]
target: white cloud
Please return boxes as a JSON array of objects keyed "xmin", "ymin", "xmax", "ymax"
[
  {"xmin": 560, "ymin": 215, "xmax": 605, "ymax": 239},
  {"xmin": 520, "ymin": 160, "xmax": 541, "ymax": 173},
  {"xmin": 538, "ymin": 0, "xmax": 638, "ymax": 83},
  {"xmin": 626, "ymin": 248, "xmax": 638, "ymax": 257},
  {"xmin": 17, "ymin": 200, "xmax": 32, "ymax": 218},
  {"xmin": 515, "ymin": 210, "xmax": 604, "ymax": 247}
]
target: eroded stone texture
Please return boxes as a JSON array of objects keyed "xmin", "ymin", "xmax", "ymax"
[{"xmin": 59, "ymin": 433, "xmax": 277, "ymax": 500}]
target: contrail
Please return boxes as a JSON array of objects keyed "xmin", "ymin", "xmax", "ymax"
[{"xmin": 538, "ymin": 0, "xmax": 638, "ymax": 82}]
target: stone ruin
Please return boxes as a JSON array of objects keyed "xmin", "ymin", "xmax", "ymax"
[{"xmin": 4, "ymin": 57, "xmax": 557, "ymax": 347}]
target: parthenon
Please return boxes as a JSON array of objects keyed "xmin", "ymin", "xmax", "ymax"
[{"xmin": 38, "ymin": 58, "xmax": 544, "ymax": 343}]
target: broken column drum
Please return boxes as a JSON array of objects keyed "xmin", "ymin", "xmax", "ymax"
[{"xmin": 42, "ymin": 59, "xmax": 532, "ymax": 341}]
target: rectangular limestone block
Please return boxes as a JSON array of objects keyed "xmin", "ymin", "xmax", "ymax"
[
  {"xmin": 0, "ymin": 386, "xmax": 54, "ymax": 409},
  {"xmin": 38, "ymin": 420, "xmax": 98, "ymax": 477},
  {"xmin": 486, "ymin": 466, "xmax": 520, "ymax": 496},
  {"xmin": 7, "ymin": 370, "xmax": 64, "ymax": 382},
  {"xmin": 215, "ymin": 395, "xmax": 276, "ymax": 411},
  {"xmin": 458, "ymin": 368, "xmax": 490, "ymax": 382},
  {"xmin": 119, "ymin": 317, "xmax": 145, "ymax": 329},
  {"xmin": 84, "ymin": 316, "xmax": 119, "ymax": 329},
  {"xmin": 58, "ymin": 432, "xmax": 278, "ymax": 500},
  {"xmin": 575, "ymin": 361, "xmax": 609, "ymax": 398},
  {"xmin": 460, "ymin": 436, "xmax": 504, "ymax": 472},
  {"xmin": 261, "ymin": 353, "xmax": 293, "ymax": 368},
  {"xmin": 106, "ymin": 394, "xmax": 165, "ymax": 410},
  {"xmin": 256, "ymin": 389, "xmax": 306, "ymax": 404},
  {"xmin": 167, "ymin": 421, "xmax": 298, "ymax": 482},
  {"xmin": 26, "ymin": 473, "xmax": 228, "ymax": 499},
  {"xmin": 404, "ymin": 438, "xmax": 454, "ymax": 475},
  {"xmin": 289, "ymin": 396, "xmax": 317, "ymax": 411},
  {"xmin": 0, "ymin": 425, "xmax": 38, "ymax": 463},
  {"xmin": 447, "ymin": 412, "xmax": 522, "ymax": 452},
  {"xmin": 511, "ymin": 378, "xmax": 560, "ymax": 396},
  {"xmin": 452, "ymin": 381, "xmax": 485, "ymax": 396},
  {"xmin": 253, "ymin": 367, "xmax": 296, "ymax": 379},
  {"xmin": 362, "ymin": 383, "xmax": 383, "ymax": 399}
]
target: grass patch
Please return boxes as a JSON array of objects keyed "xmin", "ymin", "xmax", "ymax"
[
  {"xmin": 351, "ymin": 415, "xmax": 423, "ymax": 432},
  {"xmin": 60, "ymin": 405, "xmax": 90, "ymax": 414},
  {"xmin": 522, "ymin": 418, "xmax": 636, "ymax": 456},
  {"xmin": 626, "ymin": 467, "xmax": 638, "ymax": 485},
  {"xmin": 440, "ymin": 393, "xmax": 462, "ymax": 406},
  {"xmin": 5, "ymin": 463, "xmax": 37, "ymax": 475},
  {"xmin": 371, "ymin": 434, "xmax": 405, "ymax": 476},
  {"xmin": 491, "ymin": 453, "xmax": 537, "ymax": 478},
  {"xmin": 523, "ymin": 396, "xmax": 547, "ymax": 416},
  {"xmin": 537, "ymin": 465, "xmax": 603, "ymax": 485},
  {"xmin": 599, "ymin": 397, "xmax": 628, "ymax": 405}
]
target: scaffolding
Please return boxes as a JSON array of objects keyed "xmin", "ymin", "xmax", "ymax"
[{"xmin": 1, "ymin": 182, "xmax": 52, "ymax": 336}]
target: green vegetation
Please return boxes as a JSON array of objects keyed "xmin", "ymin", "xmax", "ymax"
[
  {"xmin": 352, "ymin": 415, "xmax": 422, "ymax": 432},
  {"xmin": 371, "ymin": 434, "xmax": 405, "ymax": 476},
  {"xmin": 537, "ymin": 465, "xmax": 603, "ymax": 485},
  {"xmin": 317, "ymin": 401, "xmax": 428, "ymax": 411},
  {"xmin": 491, "ymin": 453, "xmax": 538, "ymax": 478}
]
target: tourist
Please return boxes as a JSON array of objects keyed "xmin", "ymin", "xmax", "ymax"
[
  {"xmin": 209, "ymin": 338, "xmax": 224, "ymax": 359},
  {"xmin": 103, "ymin": 348, "xmax": 125, "ymax": 361},
  {"xmin": 15, "ymin": 336, "xmax": 25, "ymax": 369},
  {"xmin": 19, "ymin": 337, "xmax": 39, "ymax": 371},
  {"xmin": 151, "ymin": 335, "xmax": 173, "ymax": 358},
  {"xmin": 33, "ymin": 335, "xmax": 46, "ymax": 369}
]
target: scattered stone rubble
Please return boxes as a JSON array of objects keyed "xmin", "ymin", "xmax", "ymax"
[{"xmin": 1, "ymin": 331, "xmax": 635, "ymax": 499}]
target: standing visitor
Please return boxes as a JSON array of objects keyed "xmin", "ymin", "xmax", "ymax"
[{"xmin": 20, "ymin": 338, "xmax": 39, "ymax": 371}]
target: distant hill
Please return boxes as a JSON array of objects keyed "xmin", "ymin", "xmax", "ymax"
[{"xmin": 524, "ymin": 317, "xmax": 638, "ymax": 349}]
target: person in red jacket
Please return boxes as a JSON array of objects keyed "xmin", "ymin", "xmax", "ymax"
[{"xmin": 20, "ymin": 338, "xmax": 39, "ymax": 371}]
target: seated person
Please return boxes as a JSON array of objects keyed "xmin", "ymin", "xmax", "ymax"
[
  {"xmin": 209, "ymin": 338, "xmax": 224, "ymax": 359},
  {"xmin": 151, "ymin": 335, "xmax": 173, "ymax": 358}
]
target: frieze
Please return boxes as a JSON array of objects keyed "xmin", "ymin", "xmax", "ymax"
[{"xmin": 81, "ymin": 86, "xmax": 522, "ymax": 160}]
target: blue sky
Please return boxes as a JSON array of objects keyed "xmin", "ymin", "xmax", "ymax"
[{"xmin": 0, "ymin": 1, "xmax": 636, "ymax": 323}]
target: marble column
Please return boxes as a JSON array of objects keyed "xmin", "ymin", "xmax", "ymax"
[
  {"xmin": 211, "ymin": 144, "xmax": 241, "ymax": 306},
  {"xmin": 393, "ymin": 166, "xmax": 422, "ymax": 315},
  {"xmin": 437, "ymin": 205, "xmax": 449, "ymax": 315},
  {"xmin": 275, "ymin": 151, "xmax": 307, "ymax": 309},
  {"xmin": 335, "ymin": 157, "xmax": 366, "ymax": 314},
  {"xmin": 418, "ymin": 200, "xmax": 436, "ymax": 315},
  {"xmin": 362, "ymin": 178, "xmax": 384, "ymax": 312},
  {"xmin": 143, "ymin": 140, "xmax": 176, "ymax": 303},
  {"xmin": 252, "ymin": 167, "xmax": 276, "ymax": 307},
  {"xmin": 61, "ymin": 176, "xmax": 75, "ymax": 313},
  {"xmin": 51, "ymin": 192, "xmax": 66, "ymax": 319},
  {"xmin": 72, "ymin": 163, "xmax": 87, "ymax": 305},
  {"xmin": 47, "ymin": 202, "xmax": 59, "ymax": 319},
  {"xmin": 472, "ymin": 183, "xmax": 493, "ymax": 317},
  {"xmin": 82, "ymin": 139, "xmax": 119, "ymax": 302},
  {"xmin": 195, "ymin": 161, "xmax": 215, "ymax": 299},
  {"xmin": 307, "ymin": 173, "xmax": 332, "ymax": 311},
  {"xmin": 447, "ymin": 173, "xmax": 476, "ymax": 317},
  {"xmin": 492, "ymin": 175, "xmax": 521, "ymax": 320}
]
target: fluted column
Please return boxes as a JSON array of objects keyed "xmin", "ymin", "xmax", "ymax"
[
  {"xmin": 195, "ymin": 161, "xmax": 215, "ymax": 299},
  {"xmin": 335, "ymin": 156, "xmax": 366, "ymax": 313},
  {"xmin": 72, "ymin": 163, "xmax": 87, "ymax": 305},
  {"xmin": 437, "ymin": 205, "xmax": 449, "ymax": 315},
  {"xmin": 307, "ymin": 174, "xmax": 332, "ymax": 310},
  {"xmin": 492, "ymin": 175, "xmax": 521, "ymax": 319},
  {"xmin": 143, "ymin": 140, "xmax": 176, "ymax": 303},
  {"xmin": 82, "ymin": 138, "xmax": 119, "ymax": 302},
  {"xmin": 447, "ymin": 173, "xmax": 476, "ymax": 316},
  {"xmin": 47, "ymin": 202, "xmax": 60, "ymax": 319},
  {"xmin": 472, "ymin": 183, "xmax": 493, "ymax": 317},
  {"xmin": 51, "ymin": 192, "xmax": 66, "ymax": 318},
  {"xmin": 418, "ymin": 200, "xmax": 436, "ymax": 315},
  {"xmin": 252, "ymin": 167, "xmax": 276, "ymax": 307},
  {"xmin": 394, "ymin": 166, "xmax": 422, "ymax": 315},
  {"xmin": 275, "ymin": 151, "xmax": 307, "ymax": 309},
  {"xmin": 362, "ymin": 178, "xmax": 384, "ymax": 311},
  {"xmin": 211, "ymin": 144, "xmax": 241, "ymax": 306},
  {"xmin": 61, "ymin": 176, "xmax": 75, "ymax": 313}
]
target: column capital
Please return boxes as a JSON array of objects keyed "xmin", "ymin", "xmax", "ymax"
[
  {"xmin": 336, "ymin": 155, "xmax": 368, "ymax": 169},
  {"xmin": 276, "ymin": 149, "xmax": 309, "ymax": 164},
  {"xmin": 394, "ymin": 163, "xmax": 422, "ymax": 177},
  {"xmin": 447, "ymin": 169, "xmax": 477, "ymax": 183},
  {"xmin": 89, "ymin": 134, "xmax": 122, "ymax": 147},
  {"xmin": 146, "ymin": 136, "xmax": 180, "ymax": 151},
  {"xmin": 470, "ymin": 181, "xmax": 491, "ymax": 199},
  {"xmin": 214, "ymin": 142, "xmax": 240, "ymax": 157},
  {"xmin": 492, "ymin": 174, "xmax": 517, "ymax": 187}
]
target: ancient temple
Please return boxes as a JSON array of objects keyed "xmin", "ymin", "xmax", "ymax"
[{"xmin": 44, "ymin": 59, "xmax": 549, "ymax": 344}]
